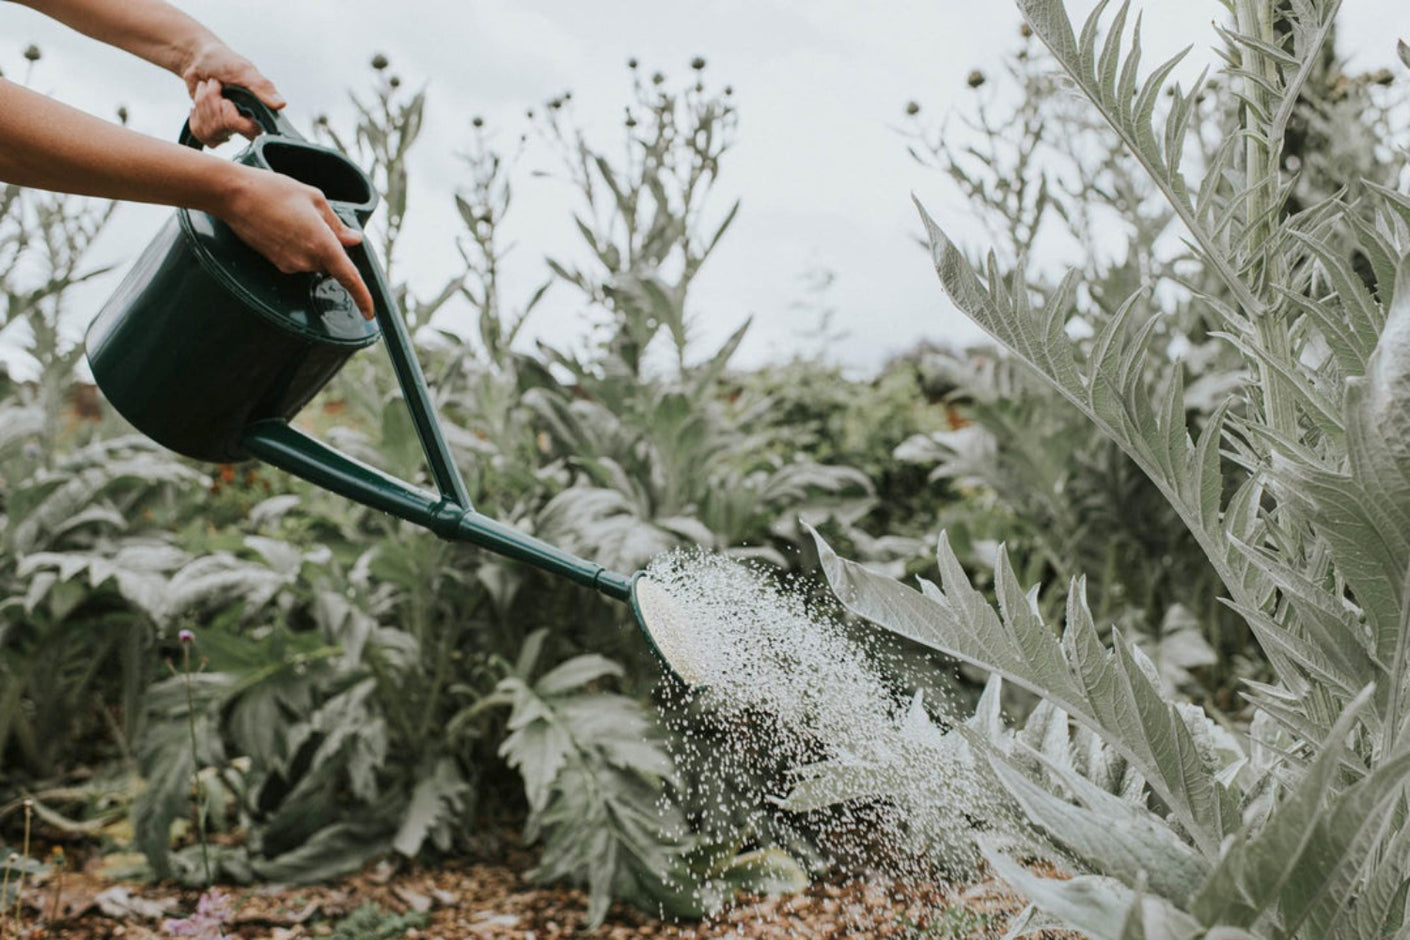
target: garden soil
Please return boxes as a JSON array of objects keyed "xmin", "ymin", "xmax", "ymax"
[{"xmin": 7, "ymin": 838, "xmax": 1069, "ymax": 939}]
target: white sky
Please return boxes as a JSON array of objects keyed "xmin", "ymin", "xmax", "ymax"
[{"xmin": 2, "ymin": 1, "xmax": 1406, "ymax": 378}]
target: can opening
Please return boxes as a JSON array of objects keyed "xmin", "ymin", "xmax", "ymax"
[{"xmin": 260, "ymin": 140, "xmax": 375, "ymax": 208}]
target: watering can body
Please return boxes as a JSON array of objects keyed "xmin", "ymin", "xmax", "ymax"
[{"xmin": 87, "ymin": 115, "xmax": 380, "ymax": 463}]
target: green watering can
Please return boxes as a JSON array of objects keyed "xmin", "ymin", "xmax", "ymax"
[{"xmin": 86, "ymin": 87, "xmax": 696, "ymax": 683}]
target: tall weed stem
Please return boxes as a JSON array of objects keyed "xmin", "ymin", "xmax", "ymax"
[
  {"xmin": 8, "ymin": 800, "xmax": 31, "ymax": 937},
  {"xmin": 178, "ymin": 631, "xmax": 213, "ymax": 886}
]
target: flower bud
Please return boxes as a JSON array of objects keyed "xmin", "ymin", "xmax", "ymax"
[{"xmin": 371, "ymin": 53, "xmax": 389, "ymax": 71}]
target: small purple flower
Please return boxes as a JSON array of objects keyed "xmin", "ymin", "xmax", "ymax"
[
  {"xmin": 178, "ymin": 629, "xmax": 195, "ymax": 644},
  {"xmin": 163, "ymin": 889, "xmax": 233, "ymax": 939}
]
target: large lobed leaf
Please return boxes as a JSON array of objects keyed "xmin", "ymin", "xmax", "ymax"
[{"xmin": 810, "ymin": 525, "xmax": 1236, "ymax": 859}]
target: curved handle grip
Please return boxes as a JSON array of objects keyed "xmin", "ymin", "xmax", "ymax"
[
  {"xmin": 179, "ymin": 84, "xmax": 305, "ymax": 149},
  {"xmin": 342, "ymin": 231, "xmax": 472, "ymax": 510}
]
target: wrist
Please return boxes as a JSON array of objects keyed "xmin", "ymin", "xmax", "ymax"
[
  {"xmin": 197, "ymin": 160, "xmax": 255, "ymax": 218},
  {"xmin": 174, "ymin": 34, "xmax": 222, "ymax": 83}
]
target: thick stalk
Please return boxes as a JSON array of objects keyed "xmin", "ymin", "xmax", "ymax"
[{"xmin": 1235, "ymin": 0, "xmax": 1298, "ymax": 440}]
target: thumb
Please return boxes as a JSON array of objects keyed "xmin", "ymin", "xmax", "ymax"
[{"xmin": 247, "ymin": 73, "xmax": 287, "ymax": 110}]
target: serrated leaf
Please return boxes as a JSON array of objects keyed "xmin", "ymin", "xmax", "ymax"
[
  {"xmin": 988, "ymin": 750, "xmax": 1209, "ymax": 903},
  {"xmin": 392, "ymin": 758, "xmax": 470, "ymax": 857},
  {"xmin": 534, "ymin": 654, "xmax": 624, "ymax": 697},
  {"xmin": 984, "ymin": 844, "xmax": 1207, "ymax": 940},
  {"xmin": 811, "ymin": 526, "xmax": 1229, "ymax": 857},
  {"xmin": 1191, "ymin": 685, "xmax": 1374, "ymax": 926}
]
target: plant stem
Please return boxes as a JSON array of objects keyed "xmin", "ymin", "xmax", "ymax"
[
  {"xmin": 1234, "ymin": 0, "xmax": 1298, "ymax": 440},
  {"xmin": 9, "ymin": 801, "xmax": 31, "ymax": 937},
  {"xmin": 181, "ymin": 643, "xmax": 213, "ymax": 887},
  {"xmin": 46, "ymin": 850, "xmax": 63, "ymax": 927},
  {"xmin": 1, "ymin": 853, "xmax": 13, "ymax": 940}
]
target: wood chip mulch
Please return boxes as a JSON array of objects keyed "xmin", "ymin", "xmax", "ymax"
[{"xmin": 5, "ymin": 843, "xmax": 1068, "ymax": 939}]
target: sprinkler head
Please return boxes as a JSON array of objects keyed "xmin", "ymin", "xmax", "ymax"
[{"xmin": 630, "ymin": 574, "xmax": 706, "ymax": 687}]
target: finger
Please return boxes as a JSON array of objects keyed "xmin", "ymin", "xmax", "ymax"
[
  {"xmin": 191, "ymin": 81, "xmax": 228, "ymax": 144},
  {"xmin": 219, "ymin": 101, "xmax": 262, "ymax": 140},
  {"xmin": 325, "ymin": 250, "xmax": 376, "ymax": 320},
  {"xmin": 190, "ymin": 101, "xmax": 234, "ymax": 146},
  {"xmin": 316, "ymin": 200, "xmax": 364, "ymax": 247},
  {"xmin": 191, "ymin": 120, "xmax": 233, "ymax": 147},
  {"xmin": 243, "ymin": 71, "xmax": 287, "ymax": 110}
]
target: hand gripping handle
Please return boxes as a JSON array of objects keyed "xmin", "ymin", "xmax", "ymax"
[{"xmin": 179, "ymin": 84, "xmax": 305, "ymax": 149}]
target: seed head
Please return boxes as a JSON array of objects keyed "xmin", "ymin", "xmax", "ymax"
[
  {"xmin": 690, "ymin": 56, "xmax": 707, "ymax": 71},
  {"xmin": 117, "ymin": 106, "xmax": 129, "ymax": 124},
  {"xmin": 651, "ymin": 71, "xmax": 665, "ymax": 86},
  {"xmin": 371, "ymin": 53, "xmax": 389, "ymax": 71},
  {"xmin": 966, "ymin": 69, "xmax": 986, "ymax": 89},
  {"xmin": 23, "ymin": 44, "xmax": 41, "ymax": 62},
  {"xmin": 471, "ymin": 115, "xmax": 484, "ymax": 128},
  {"xmin": 389, "ymin": 75, "xmax": 401, "ymax": 88},
  {"xmin": 1020, "ymin": 22, "xmax": 1033, "ymax": 38},
  {"xmin": 905, "ymin": 100, "xmax": 921, "ymax": 116},
  {"xmin": 627, "ymin": 57, "xmax": 639, "ymax": 70}
]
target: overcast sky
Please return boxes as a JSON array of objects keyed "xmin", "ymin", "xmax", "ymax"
[{"xmin": 2, "ymin": 1, "xmax": 1405, "ymax": 378}]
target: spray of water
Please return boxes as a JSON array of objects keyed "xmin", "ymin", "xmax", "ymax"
[{"xmin": 645, "ymin": 549, "xmax": 1015, "ymax": 929}]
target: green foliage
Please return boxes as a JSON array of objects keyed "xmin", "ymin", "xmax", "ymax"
[
  {"xmin": 805, "ymin": 0, "xmax": 1410, "ymax": 936},
  {"xmin": 328, "ymin": 901, "xmax": 428, "ymax": 940},
  {"xmin": 2, "ymin": 53, "xmax": 909, "ymax": 922},
  {"xmin": 472, "ymin": 630, "xmax": 697, "ymax": 925}
]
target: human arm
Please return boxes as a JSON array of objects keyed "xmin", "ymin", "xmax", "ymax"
[
  {"xmin": 0, "ymin": 78, "xmax": 374, "ymax": 317},
  {"xmin": 9, "ymin": 0, "xmax": 283, "ymax": 143}
]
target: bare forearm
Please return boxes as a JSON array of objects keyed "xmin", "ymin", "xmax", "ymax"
[
  {"xmin": 0, "ymin": 78, "xmax": 245, "ymax": 213},
  {"xmin": 1, "ymin": 6, "xmax": 370, "ymax": 314},
  {"xmin": 10, "ymin": 0, "xmax": 215, "ymax": 76}
]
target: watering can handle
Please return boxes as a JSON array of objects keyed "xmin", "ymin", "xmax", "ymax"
[
  {"xmin": 342, "ymin": 226, "xmax": 473, "ymax": 511},
  {"xmin": 178, "ymin": 84, "xmax": 306, "ymax": 149}
]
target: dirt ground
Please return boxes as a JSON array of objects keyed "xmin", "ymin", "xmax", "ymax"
[{"xmin": 4, "ymin": 841, "xmax": 1056, "ymax": 940}]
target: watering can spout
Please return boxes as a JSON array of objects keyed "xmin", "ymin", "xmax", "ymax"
[{"xmin": 241, "ymin": 420, "xmax": 635, "ymax": 601}]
